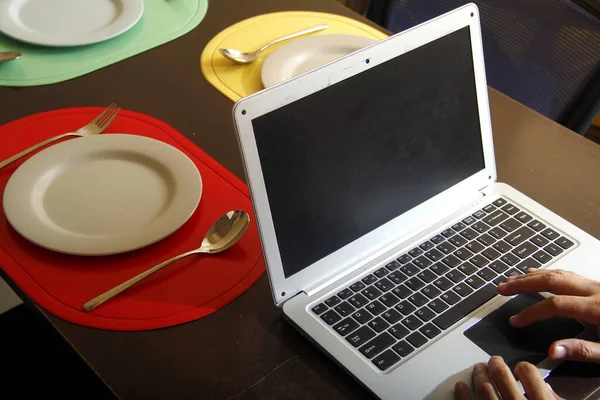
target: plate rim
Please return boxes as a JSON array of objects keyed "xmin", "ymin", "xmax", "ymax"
[{"xmin": 2, "ymin": 134, "xmax": 202, "ymax": 256}]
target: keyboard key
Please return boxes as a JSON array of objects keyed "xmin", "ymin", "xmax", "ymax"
[
  {"xmin": 409, "ymin": 292, "xmax": 429, "ymax": 307},
  {"xmin": 441, "ymin": 228, "xmax": 455, "ymax": 238},
  {"xmin": 516, "ymin": 258, "xmax": 541, "ymax": 273},
  {"xmin": 448, "ymin": 235, "xmax": 468, "ymax": 247},
  {"xmin": 348, "ymin": 293, "xmax": 369, "ymax": 308},
  {"xmin": 472, "ymin": 221, "xmax": 491, "ymax": 233},
  {"xmin": 533, "ymin": 250, "xmax": 552, "ymax": 264},
  {"xmin": 362, "ymin": 275, "xmax": 377, "ymax": 285},
  {"xmin": 402, "ymin": 315, "xmax": 423, "ymax": 330},
  {"xmin": 489, "ymin": 227, "xmax": 508, "ymax": 239},
  {"xmin": 416, "ymin": 306, "xmax": 436, "ymax": 322},
  {"xmin": 528, "ymin": 220, "xmax": 546, "ymax": 232},
  {"xmin": 388, "ymin": 271, "xmax": 408, "ymax": 285},
  {"xmin": 477, "ymin": 233, "xmax": 496, "ymax": 246},
  {"xmin": 482, "ymin": 247, "xmax": 501, "ymax": 260},
  {"xmin": 555, "ymin": 237, "xmax": 575, "ymax": 249},
  {"xmin": 392, "ymin": 285, "xmax": 411, "ymax": 299},
  {"xmin": 442, "ymin": 255, "xmax": 461, "ymax": 268},
  {"xmin": 512, "ymin": 241, "xmax": 538, "ymax": 259},
  {"xmin": 501, "ymin": 252, "xmax": 520, "ymax": 266},
  {"xmin": 382, "ymin": 309, "xmax": 403, "ymax": 324},
  {"xmin": 350, "ymin": 281, "xmax": 366, "ymax": 292},
  {"xmin": 462, "ymin": 216, "xmax": 477, "ymax": 225},
  {"xmin": 483, "ymin": 210, "xmax": 509, "ymax": 226},
  {"xmin": 372, "ymin": 349, "xmax": 401, "ymax": 371},
  {"xmin": 505, "ymin": 268, "xmax": 523, "ymax": 277},
  {"xmin": 470, "ymin": 254, "xmax": 490, "ymax": 267},
  {"xmin": 312, "ymin": 303, "xmax": 327, "ymax": 315},
  {"xmin": 385, "ymin": 260, "xmax": 401, "ymax": 271},
  {"xmin": 412, "ymin": 256, "xmax": 432, "ymax": 269},
  {"xmin": 433, "ymin": 284, "xmax": 497, "ymax": 330},
  {"xmin": 441, "ymin": 290, "xmax": 461, "ymax": 305},
  {"xmin": 337, "ymin": 288, "xmax": 353, "ymax": 299},
  {"xmin": 500, "ymin": 218, "xmax": 521, "ymax": 232},
  {"xmin": 477, "ymin": 267, "xmax": 498, "ymax": 281},
  {"xmin": 515, "ymin": 211, "xmax": 533, "ymax": 223},
  {"xmin": 489, "ymin": 260, "xmax": 509, "ymax": 274},
  {"xmin": 493, "ymin": 275, "xmax": 507, "ymax": 285},
  {"xmin": 493, "ymin": 198, "xmax": 508, "ymax": 207},
  {"xmin": 321, "ymin": 310, "xmax": 343, "ymax": 325},
  {"xmin": 335, "ymin": 302, "xmax": 356, "ymax": 317},
  {"xmin": 421, "ymin": 285, "xmax": 442, "ymax": 299},
  {"xmin": 424, "ymin": 248, "xmax": 444, "ymax": 262},
  {"xmin": 433, "ymin": 277, "xmax": 453, "ymax": 291},
  {"xmin": 389, "ymin": 323, "xmax": 410, "ymax": 340},
  {"xmin": 393, "ymin": 340, "xmax": 415, "ymax": 357},
  {"xmin": 380, "ymin": 293, "xmax": 401, "ymax": 307},
  {"xmin": 541, "ymin": 228, "xmax": 560, "ymax": 240},
  {"xmin": 483, "ymin": 204, "xmax": 496, "ymax": 212},
  {"xmin": 430, "ymin": 262, "xmax": 450, "ymax": 276},
  {"xmin": 368, "ymin": 317, "xmax": 390, "ymax": 333},
  {"xmin": 352, "ymin": 309, "xmax": 373, "ymax": 324},
  {"xmin": 409, "ymin": 248, "xmax": 423, "ymax": 257},
  {"xmin": 446, "ymin": 270, "xmax": 466, "ymax": 283},
  {"xmin": 359, "ymin": 332, "xmax": 395, "ymax": 358},
  {"xmin": 501, "ymin": 203, "xmax": 520, "ymax": 215},
  {"xmin": 438, "ymin": 242, "xmax": 457, "ymax": 254},
  {"xmin": 466, "ymin": 240, "xmax": 485, "ymax": 253},
  {"xmin": 452, "ymin": 222, "xmax": 467, "ymax": 231},
  {"xmin": 466, "ymin": 275, "xmax": 485, "ymax": 289},
  {"xmin": 453, "ymin": 282, "xmax": 474, "ymax": 297},
  {"xmin": 407, "ymin": 332, "xmax": 428, "ymax": 348},
  {"xmin": 325, "ymin": 296, "xmax": 341, "ymax": 307},
  {"xmin": 362, "ymin": 287, "xmax": 383, "ymax": 300},
  {"xmin": 406, "ymin": 277, "xmax": 426, "ymax": 291},
  {"xmin": 420, "ymin": 323, "xmax": 442, "ymax": 339},
  {"xmin": 420, "ymin": 241, "xmax": 435, "ymax": 251},
  {"xmin": 492, "ymin": 240, "xmax": 512, "ymax": 253},
  {"xmin": 333, "ymin": 318, "xmax": 359, "ymax": 336},
  {"xmin": 473, "ymin": 210, "xmax": 487, "ymax": 219},
  {"xmin": 374, "ymin": 267, "xmax": 389, "ymax": 278},
  {"xmin": 347, "ymin": 326, "xmax": 376, "ymax": 347},
  {"xmin": 400, "ymin": 264, "xmax": 419, "ymax": 277},
  {"xmin": 397, "ymin": 254, "xmax": 412, "ymax": 264},
  {"xmin": 544, "ymin": 243, "xmax": 563, "ymax": 256},
  {"xmin": 428, "ymin": 299, "xmax": 449, "ymax": 313},
  {"xmin": 454, "ymin": 248, "xmax": 474, "ymax": 261},
  {"xmin": 505, "ymin": 226, "xmax": 535, "ymax": 246},
  {"xmin": 366, "ymin": 300, "xmax": 386, "ymax": 315},
  {"xmin": 460, "ymin": 228, "xmax": 478, "ymax": 240},
  {"xmin": 430, "ymin": 234, "xmax": 445, "ymax": 245},
  {"xmin": 531, "ymin": 235, "xmax": 550, "ymax": 247},
  {"xmin": 458, "ymin": 261, "xmax": 477, "ymax": 276},
  {"xmin": 417, "ymin": 269, "xmax": 437, "ymax": 283},
  {"xmin": 396, "ymin": 300, "xmax": 416, "ymax": 316},
  {"xmin": 375, "ymin": 278, "xmax": 394, "ymax": 292}
]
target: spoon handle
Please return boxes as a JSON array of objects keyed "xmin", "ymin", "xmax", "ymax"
[
  {"xmin": 83, "ymin": 249, "xmax": 204, "ymax": 312},
  {"xmin": 258, "ymin": 24, "xmax": 328, "ymax": 53}
]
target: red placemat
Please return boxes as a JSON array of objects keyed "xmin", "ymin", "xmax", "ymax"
[{"xmin": 0, "ymin": 108, "xmax": 265, "ymax": 331}]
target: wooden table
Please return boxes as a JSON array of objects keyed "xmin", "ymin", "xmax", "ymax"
[{"xmin": 2, "ymin": 0, "xmax": 600, "ymax": 398}]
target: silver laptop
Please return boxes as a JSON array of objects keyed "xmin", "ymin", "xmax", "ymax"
[{"xmin": 233, "ymin": 4, "xmax": 600, "ymax": 399}]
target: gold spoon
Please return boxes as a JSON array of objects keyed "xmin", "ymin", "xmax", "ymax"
[
  {"xmin": 83, "ymin": 210, "xmax": 251, "ymax": 312},
  {"xmin": 0, "ymin": 52, "xmax": 21, "ymax": 62}
]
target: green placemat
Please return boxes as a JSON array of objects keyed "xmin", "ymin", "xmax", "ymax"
[{"xmin": 0, "ymin": 0, "xmax": 208, "ymax": 87}]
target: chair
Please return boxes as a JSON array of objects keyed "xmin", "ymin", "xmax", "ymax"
[{"xmin": 367, "ymin": 0, "xmax": 600, "ymax": 135}]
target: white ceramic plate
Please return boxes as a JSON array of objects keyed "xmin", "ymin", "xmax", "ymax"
[
  {"xmin": 0, "ymin": 0, "xmax": 144, "ymax": 46},
  {"xmin": 3, "ymin": 134, "xmax": 202, "ymax": 256},
  {"xmin": 261, "ymin": 34, "xmax": 377, "ymax": 88}
]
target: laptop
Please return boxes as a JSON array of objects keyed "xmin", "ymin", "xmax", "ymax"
[{"xmin": 232, "ymin": 4, "xmax": 600, "ymax": 399}]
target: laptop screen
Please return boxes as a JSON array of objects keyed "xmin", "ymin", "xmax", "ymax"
[{"xmin": 252, "ymin": 27, "xmax": 485, "ymax": 278}]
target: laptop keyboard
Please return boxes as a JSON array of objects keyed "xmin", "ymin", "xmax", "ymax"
[{"xmin": 310, "ymin": 197, "xmax": 576, "ymax": 372}]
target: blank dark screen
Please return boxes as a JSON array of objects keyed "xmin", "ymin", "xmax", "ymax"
[{"xmin": 252, "ymin": 27, "xmax": 485, "ymax": 278}]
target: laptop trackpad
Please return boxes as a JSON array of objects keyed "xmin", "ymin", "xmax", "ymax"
[{"xmin": 464, "ymin": 293, "xmax": 586, "ymax": 371}]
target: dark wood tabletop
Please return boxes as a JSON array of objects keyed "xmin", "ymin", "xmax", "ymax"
[{"xmin": 2, "ymin": 0, "xmax": 600, "ymax": 399}]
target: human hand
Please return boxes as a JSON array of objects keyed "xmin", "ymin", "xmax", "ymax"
[
  {"xmin": 454, "ymin": 356, "xmax": 562, "ymax": 400},
  {"xmin": 498, "ymin": 269, "xmax": 600, "ymax": 362}
]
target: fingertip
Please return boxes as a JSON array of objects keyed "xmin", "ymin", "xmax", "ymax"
[{"xmin": 509, "ymin": 315, "xmax": 520, "ymax": 326}]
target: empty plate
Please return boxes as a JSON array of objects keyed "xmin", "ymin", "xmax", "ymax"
[
  {"xmin": 0, "ymin": 0, "xmax": 144, "ymax": 46},
  {"xmin": 261, "ymin": 34, "xmax": 377, "ymax": 88},
  {"xmin": 3, "ymin": 134, "xmax": 202, "ymax": 256}
]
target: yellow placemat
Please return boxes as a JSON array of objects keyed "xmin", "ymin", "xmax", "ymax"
[{"xmin": 200, "ymin": 11, "xmax": 389, "ymax": 102}]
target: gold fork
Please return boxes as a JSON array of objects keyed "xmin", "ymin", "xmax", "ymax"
[{"xmin": 0, "ymin": 103, "xmax": 121, "ymax": 170}]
